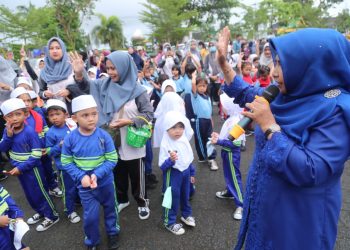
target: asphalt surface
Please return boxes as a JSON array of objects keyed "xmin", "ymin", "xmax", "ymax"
[{"xmin": 2, "ymin": 107, "xmax": 350, "ymax": 250}]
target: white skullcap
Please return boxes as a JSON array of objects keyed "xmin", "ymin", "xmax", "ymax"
[
  {"xmin": 1, "ymin": 98, "xmax": 26, "ymax": 116},
  {"xmin": 10, "ymin": 87, "xmax": 29, "ymax": 99},
  {"xmin": 17, "ymin": 77, "xmax": 33, "ymax": 88},
  {"xmin": 88, "ymin": 67, "xmax": 97, "ymax": 75},
  {"xmin": 46, "ymin": 99, "xmax": 67, "ymax": 112},
  {"xmin": 72, "ymin": 95, "xmax": 97, "ymax": 113},
  {"xmin": 28, "ymin": 90, "xmax": 38, "ymax": 99}
]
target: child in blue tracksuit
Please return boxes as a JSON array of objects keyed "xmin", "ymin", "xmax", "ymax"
[
  {"xmin": 0, "ymin": 98, "xmax": 59, "ymax": 232},
  {"xmin": 211, "ymin": 93, "xmax": 244, "ymax": 220},
  {"xmin": 159, "ymin": 110, "xmax": 196, "ymax": 235},
  {"xmin": 45, "ymin": 99, "xmax": 81, "ymax": 224},
  {"xmin": 0, "ymin": 185, "xmax": 28, "ymax": 250},
  {"xmin": 10, "ymin": 87, "xmax": 62, "ymax": 197},
  {"xmin": 185, "ymin": 71, "xmax": 219, "ymax": 170},
  {"xmin": 61, "ymin": 95, "xmax": 119, "ymax": 250}
]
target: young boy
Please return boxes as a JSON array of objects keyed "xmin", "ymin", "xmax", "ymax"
[
  {"xmin": 0, "ymin": 185, "xmax": 29, "ymax": 250},
  {"xmin": 10, "ymin": 87, "xmax": 62, "ymax": 197},
  {"xmin": 45, "ymin": 99, "xmax": 80, "ymax": 224},
  {"xmin": 0, "ymin": 98, "xmax": 59, "ymax": 231},
  {"xmin": 61, "ymin": 95, "xmax": 119, "ymax": 250},
  {"xmin": 159, "ymin": 110, "xmax": 196, "ymax": 235}
]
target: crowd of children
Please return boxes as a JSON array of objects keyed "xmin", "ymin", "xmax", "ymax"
[{"xmin": 0, "ymin": 34, "xmax": 275, "ymax": 249}]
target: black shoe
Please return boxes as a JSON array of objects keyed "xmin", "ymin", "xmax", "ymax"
[
  {"xmin": 240, "ymin": 145, "xmax": 246, "ymax": 152},
  {"xmin": 108, "ymin": 234, "xmax": 120, "ymax": 250},
  {"xmin": 0, "ymin": 174, "xmax": 8, "ymax": 181},
  {"xmin": 87, "ymin": 246, "xmax": 97, "ymax": 250}
]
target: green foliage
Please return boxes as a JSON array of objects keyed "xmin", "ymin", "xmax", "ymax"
[
  {"xmin": 237, "ymin": 0, "xmax": 336, "ymax": 38},
  {"xmin": 335, "ymin": 9, "xmax": 350, "ymax": 33},
  {"xmin": 139, "ymin": 0, "xmax": 197, "ymax": 44},
  {"xmin": 184, "ymin": 0, "xmax": 239, "ymax": 28},
  {"xmin": 48, "ymin": 0, "xmax": 97, "ymax": 50},
  {"xmin": 92, "ymin": 14, "xmax": 125, "ymax": 50},
  {"xmin": 0, "ymin": 3, "xmax": 59, "ymax": 47}
]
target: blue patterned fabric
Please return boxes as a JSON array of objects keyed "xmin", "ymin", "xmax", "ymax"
[
  {"xmin": 224, "ymin": 44, "xmax": 350, "ymax": 249},
  {"xmin": 269, "ymin": 28, "xmax": 350, "ymax": 144}
]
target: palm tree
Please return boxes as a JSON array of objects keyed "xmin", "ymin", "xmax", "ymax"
[{"xmin": 92, "ymin": 14, "xmax": 124, "ymax": 50}]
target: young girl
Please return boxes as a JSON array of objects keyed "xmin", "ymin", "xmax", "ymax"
[
  {"xmin": 171, "ymin": 65, "xmax": 184, "ymax": 95},
  {"xmin": 211, "ymin": 93, "xmax": 244, "ymax": 220},
  {"xmin": 186, "ymin": 72, "xmax": 218, "ymax": 170},
  {"xmin": 253, "ymin": 64, "xmax": 272, "ymax": 87},
  {"xmin": 240, "ymin": 61, "xmax": 253, "ymax": 84},
  {"xmin": 159, "ymin": 110, "xmax": 196, "ymax": 235}
]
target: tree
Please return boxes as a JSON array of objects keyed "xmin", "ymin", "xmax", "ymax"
[
  {"xmin": 0, "ymin": 3, "xmax": 58, "ymax": 46},
  {"xmin": 92, "ymin": 14, "xmax": 125, "ymax": 50},
  {"xmin": 237, "ymin": 0, "xmax": 332, "ymax": 37},
  {"xmin": 334, "ymin": 9, "xmax": 350, "ymax": 33},
  {"xmin": 48, "ymin": 0, "xmax": 97, "ymax": 50},
  {"xmin": 139, "ymin": 0, "xmax": 197, "ymax": 44},
  {"xmin": 184, "ymin": 0, "xmax": 239, "ymax": 28}
]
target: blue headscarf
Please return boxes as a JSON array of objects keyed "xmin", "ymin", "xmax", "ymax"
[
  {"xmin": 90, "ymin": 51, "xmax": 146, "ymax": 126},
  {"xmin": 269, "ymin": 28, "xmax": 350, "ymax": 145},
  {"xmin": 40, "ymin": 37, "xmax": 72, "ymax": 84}
]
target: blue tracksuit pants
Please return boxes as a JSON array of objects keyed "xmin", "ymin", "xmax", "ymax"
[
  {"xmin": 19, "ymin": 166, "xmax": 58, "ymax": 220},
  {"xmin": 60, "ymin": 171, "xmax": 79, "ymax": 215},
  {"xmin": 192, "ymin": 118, "xmax": 217, "ymax": 161},
  {"xmin": 222, "ymin": 147, "xmax": 244, "ymax": 207},
  {"xmin": 41, "ymin": 154, "xmax": 58, "ymax": 190},
  {"xmin": 143, "ymin": 138, "xmax": 153, "ymax": 175},
  {"xmin": 79, "ymin": 180, "xmax": 119, "ymax": 247},
  {"xmin": 163, "ymin": 167, "xmax": 192, "ymax": 226}
]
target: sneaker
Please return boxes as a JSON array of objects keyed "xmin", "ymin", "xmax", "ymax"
[
  {"xmin": 49, "ymin": 187, "xmax": 63, "ymax": 197},
  {"xmin": 107, "ymin": 234, "xmax": 120, "ymax": 250},
  {"xmin": 216, "ymin": 190, "xmax": 234, "ymax": 199},
  {"xmin": 36, "ymin": 217, "xmax": 59, "ymax": 232},
  {"xmin": 68, "ymin": 211, "xmax": 81, "ymax": 223},
  {"xmin": 138, "ymin": 206, "xmax": 150, "ymax": 220},
  {"xmin": 198, "ymin": 159, "xmax": 206, "ymax": 163},
  {"xmin": 245, "ymin": 130, "xmax": 254, "ymax": 137},
  {"xmin": 87, "ymin": 246, "xmax": 97, "ymax": 250},
  {"xmin": 240, "ymin": 144, "xmax": 246, "ymax": 152},
  {"xmin": 0, "ymin": 174, "xmax": 8, "ymax": 181},
  {"xmin": 27, "ymin": 213, "xmax": 43, "ymax": 225},
  {"xmin": 181, "ymin": 216, "xmax": 196, "ymax": 227},
  {"xmin": 165, "ymin": 223, "xmax": 185, "ymax": 235},
  {"xmin": 208, "ymin": 159, "xmax": 219, "ymax": 171},
  {"xmin": 233, "ymin": 207, "xmax": 243, "ymax": 220},
  {"xmin": 117, "ymin": 202, "xmax": 130, "ymax": 213}
]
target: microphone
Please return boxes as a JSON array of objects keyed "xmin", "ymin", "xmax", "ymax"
[{"xmin": 228, "ymin": 84, "xmax": 280, "ymax": 140}]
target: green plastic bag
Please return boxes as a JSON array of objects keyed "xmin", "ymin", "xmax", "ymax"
[{"xmin": 162, "ymin": 186, "xmax": 172, "ymax": 209}]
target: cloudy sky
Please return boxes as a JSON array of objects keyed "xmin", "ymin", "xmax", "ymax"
[
  {"xmin": 1, "ymin": 0, "xmax": 348, "ymax": 43},
  {"xmin": 1, "ymin": 0, "xmax": 151, "ymax": 42}
]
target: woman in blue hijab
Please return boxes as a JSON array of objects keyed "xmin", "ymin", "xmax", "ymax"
[
  {"xmin": 217, "ymin": 27, "xmax": 350, "ymax": 250},
  {"xmin": 69, "ymin": 51, "xmax": 154, "ymax": 224}
]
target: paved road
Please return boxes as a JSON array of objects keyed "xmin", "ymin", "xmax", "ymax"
[{"xmin": 2, "ymin": 109, "xmax": 350, "ymax": 250}]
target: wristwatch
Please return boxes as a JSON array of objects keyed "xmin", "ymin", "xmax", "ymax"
[{"xmin": 264, "ymin": 124, "xmax": 281, "ymax": 140}]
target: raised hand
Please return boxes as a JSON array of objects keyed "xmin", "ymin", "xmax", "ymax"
[
  {"xmin": 69, "ymin": 51, "xmax": 85, "ymax": 77},
  {"xmin": 217, "ymin": 26, "xmax": 230, "ymax": 66}
]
